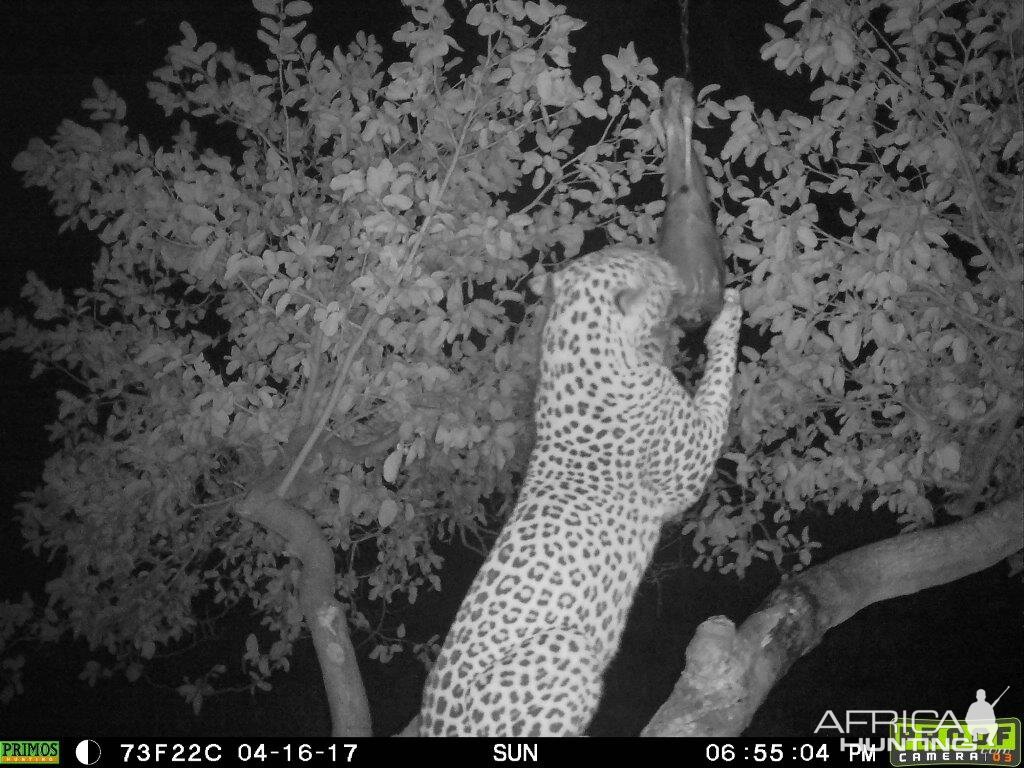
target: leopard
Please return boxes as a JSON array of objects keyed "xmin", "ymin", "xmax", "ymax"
[{"xmin": 418, "ymin": 244, "xmax": 743, "ymax": 736}]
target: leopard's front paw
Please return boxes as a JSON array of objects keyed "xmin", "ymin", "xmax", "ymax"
[{"xmin": 706, "ymin": 289, "xmax": 742, "ymax": 346}]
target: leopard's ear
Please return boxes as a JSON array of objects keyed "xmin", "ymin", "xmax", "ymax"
[
  {"xmin": 614, "ymin": 286, "xmax": 646, "ymax": 316},
  {"xmin": 528, "ymin": 270, "xmax": 562, "ymax": 300}
]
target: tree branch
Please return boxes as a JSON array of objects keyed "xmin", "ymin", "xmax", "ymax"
[
  {"xmin": 237, "ymin": 486, "xmax": 373, "ymax": 737},
  {"xmin": 642, "ymin": 494, "xmax": 1023, "ymax": 737},
  {"xmin": 278, "ymin": 83, "xmax": 479, "ymax": 497}
]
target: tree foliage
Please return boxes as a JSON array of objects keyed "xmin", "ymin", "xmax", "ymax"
[
  {"xmin": 1, "ymin": 0, "xmax": 674, "ymax": 703},
  {"xmin": 689, "ymin": 0, "xmax": 1022, "ymax": 574}
]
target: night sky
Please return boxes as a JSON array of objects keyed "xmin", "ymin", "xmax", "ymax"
[{"xmin": 0, "ymin": 0, "xmax": 1020, "ymax": 741}]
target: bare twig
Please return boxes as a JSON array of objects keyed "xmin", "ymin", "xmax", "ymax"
[
  {"xmin": 277, "ymin": 85, "xmax": 481, "ymax": 496},
  {"xmin": 951, "ymin": 404, "xmax": 1022, "ymax": 517}
]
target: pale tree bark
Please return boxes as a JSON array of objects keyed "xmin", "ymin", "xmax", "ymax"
[
  {"xmin": 233, "ymin": 422, "xmax": 407, "ymax": 735},
  {"xmin": 237, "ymin": 486, "xmax": 372, "ymax": 737},
  {"xmin": 641, "ymin": 493, "xmax": 1023, "ymax": 737}
]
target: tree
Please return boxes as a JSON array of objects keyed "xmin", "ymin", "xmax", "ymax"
[
  {"xmin": 0, "ymin": 0, "xmax": 669, "ymax": 731},
  {"xmin": 1, "ymin": 0, "xmax": 1020, "ymax": 737}
]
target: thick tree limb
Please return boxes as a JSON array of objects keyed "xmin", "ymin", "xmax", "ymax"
[
  {"xmin": 237, "ymin": 487, "xmax": 372, "ymax": 737},
  {"xmin": 641, "ymin": 494, "xmax": 1023, "ymax": 737}
]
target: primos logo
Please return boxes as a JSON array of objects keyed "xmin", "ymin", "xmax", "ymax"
[
  {"xmin": 888, "ymin": 717, "xmax": 1021, "ymax": 766},
  {"xmin": 0, "ymin": 741, "xmax": 61, "ymax": 765}
]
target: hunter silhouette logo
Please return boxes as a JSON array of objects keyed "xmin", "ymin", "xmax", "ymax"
[
  {"xmin": 887, "ymin": 685, "xmax": 1020, "ymax": 766},
  {"xmin": 965, "ymin": 687, "xmax": 1007, "ymax": 746}
]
